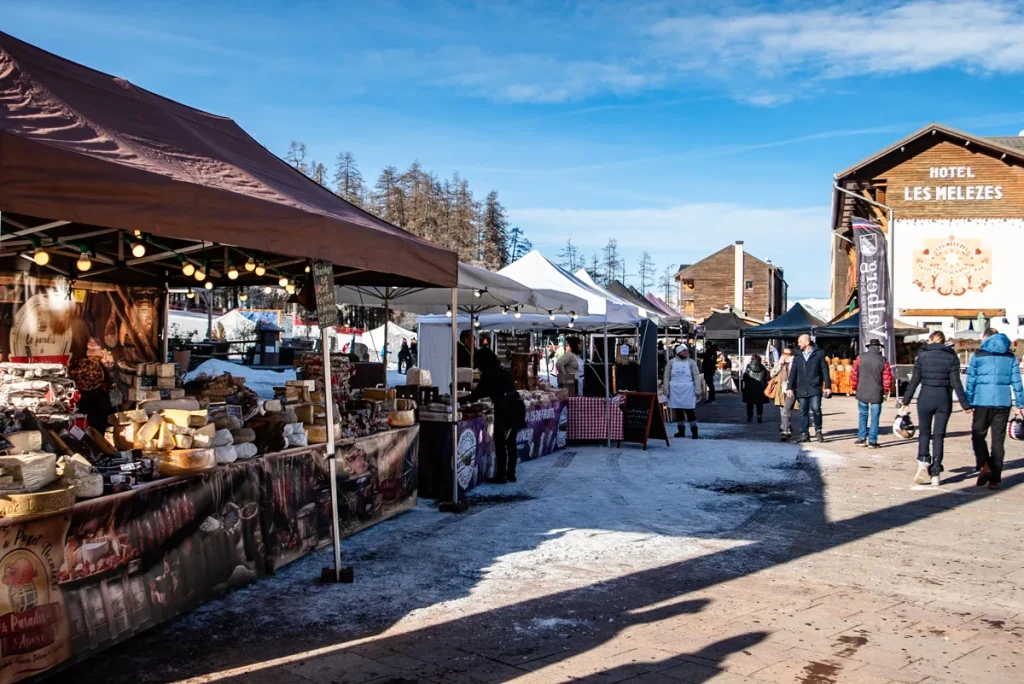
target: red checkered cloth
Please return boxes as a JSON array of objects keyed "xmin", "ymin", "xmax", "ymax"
[{"xmin": 567, "ymin": 395, "xmax": 624, "ymax": 440}]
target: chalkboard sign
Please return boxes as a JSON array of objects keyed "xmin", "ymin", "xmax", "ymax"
[
  {"xmin": 311, "ymin": 259, "xmax": 339, "ymax": 328},
  {"xmin": 617, "ymin": 391, "xmax": 670, "ymax": 450}
]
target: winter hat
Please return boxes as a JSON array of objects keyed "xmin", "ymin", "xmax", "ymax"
[{"xmin": 675, "ymin": 343, "xmax": 689, "ymax": 355}]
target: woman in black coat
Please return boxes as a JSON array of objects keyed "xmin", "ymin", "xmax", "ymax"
[
  {"xmin": 741, "ymin": 354, "xmax": 769, "ymax": 423},
  {"xmin": 466, "ymin": 349, "xmax": 527, "ymax": 484},
  {"xmin": 899, "ymin": 331, "xmax": 971, "ymax": 486}
]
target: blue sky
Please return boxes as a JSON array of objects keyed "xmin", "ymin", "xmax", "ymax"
[{"xmin": 7, "ymin": 0, "xmax": 1024, "ymax": 301}]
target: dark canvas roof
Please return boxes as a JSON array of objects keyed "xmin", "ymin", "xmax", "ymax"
[
  {"xmin": 701, "ymin": 311, "xmax": 752, "ymax": 341},
  {"xmin": 0, "ymin": 32, "xmax": 457, "ymax": 288},
  {"xmin": 743, "ymin": 303, "xmax": 825, "ymax": 339},
  {"xmin": 813, "ymin": 312, "xmax": 927, "ymax": 338}
]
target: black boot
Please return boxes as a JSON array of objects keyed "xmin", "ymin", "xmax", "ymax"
[
  {"xmin": 674, "ymin": 424, "xmax": 686, "ymax": 438},
  {"xmin": 690, "ymin": 422, "xmax": 699, "ymax": 440}
]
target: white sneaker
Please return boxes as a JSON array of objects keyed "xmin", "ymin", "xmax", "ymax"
[
  {"xmin": 913, "ymin": 463, "xmax": 930, "ymax": 485},
  {"xmin": 931, "ymin": 475, "xmax": 941, "ymax": 486}
]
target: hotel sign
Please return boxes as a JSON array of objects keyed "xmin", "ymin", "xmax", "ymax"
[{"xmin": 903, "ymin": 166, "xmax": 1003, "ymax": 202}]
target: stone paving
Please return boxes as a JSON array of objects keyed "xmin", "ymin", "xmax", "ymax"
[{"xmin": 64, "ymin": 395, "xmax": 1024, "ymax": 684}]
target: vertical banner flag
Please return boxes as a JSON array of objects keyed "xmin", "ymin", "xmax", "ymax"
[{"xmin": 852, "ymin": 217, "xmax": 895, "ymax": 362}]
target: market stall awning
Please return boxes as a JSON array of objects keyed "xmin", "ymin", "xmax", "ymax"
[
  {"xmin": 813, "ymin": 312, "xmax": 928, "ymax": 338},
  {"xmin": 335, "ymin": 262, "xmax": 588, "ymax": 316},
  {"xmin": 743, "ymin": 303, "xmax": 826, "ymax": 339},
  {"xmin": 574, "ymin": 270, "xmax": 661, "ymax": 326},
  {"xmin": 498, "ymin": 251, "xmax": 639, "ymax": 324},
  {"xmin": 701, "ymin": 311, "xmax": 752, "ymax": 341},
  {"xmin": 0, "ymin": 32, "xmax": 457, "ymax": 288}
]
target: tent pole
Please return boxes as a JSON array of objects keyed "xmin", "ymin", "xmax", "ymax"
[
  {"xmin": 470, "ymin": 313, "xmax": 475, "ymax": 370},
  {"xmin": 323, "ymin": 324, "xmax": 343, "ymax": 582},
  {"xmin": 383, "ymin": 293, "xmax": 390, "ymax": 385},
  {"xmin": 451, "ymin": 288, "xmax": 459, "ymax": 506},
  {"xmin": 604, "ymin": 316, "xmax": 611, "ymax": 448},
  {"xmin": 161, "ymin": 279, "xmax": 170, "ymax": 363}
]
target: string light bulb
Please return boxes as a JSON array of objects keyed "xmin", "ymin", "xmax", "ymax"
[
  {"xmin": 32, "ymin": 248, "xmax": 50, "ymax": 266},
  {"xmin": 501, "ymin": 306, "xmax": 509, "ymax": 315},
  {"xmin": 514, "ymin": 307, "xmax": 522, "ymax": 319},
  {"xmin": 227, "ymin": 264, "xmax": 239, "ymax": 280},
  {"xmin": 130, "ymin": 237, "xmax": 146, "ymax": 258},
  {"xmin": 278, "ymin": 275, "xmax": 289, "ymax": 287},
  {"xmin": 548, "ymin": 311, "xmax": 555, "ymax": 321},
  {"xmin": 186, "ymin": 290, "xmax": 195, "ymax": 299},
  {"xmin": 255, "ymin": 263, "xmax": 266, "ymax": 276},
  {"xmin": 473, "ymin": 319, "xmax": 481, "ymax": 328},
  {"xmin": 445, "ymin": 307, "xmax": 452, "ymax": 319},
  {"xmin": 181, "ymin": 259, "xmax": 196, "ymax": 277},
  {"xmin": 239, "ymin": 291, "xmax": 248, "ymax": 302},
  {"xmin": 194, "ymin": 263, "xmax": 207, "ymax": 281},
  {"xmin": 285, "ymin": 281, "xmax": 296, "ymax": 294},
  {"xmin": 245, "ymin": 257, "xmax": 256, "ymax": 272},
  {"xmin": 204, "ymin": 280, "xmax": 214, "ymax": 290},
  {"xmin": 568, "ymin": 322, "xmax": 574, "ymax": 328},
  {"xmin": 76, "ymin": 247, "xmax": 92, "ymax": 272},
  {"xmin": 474, "ymin": 289, "xmax": 482, "ymax": 298},
  {"xmin": 305, "ymin": 264, "xmax": 311, "ymax": 273},
  {"xmin": 263, "ymin": 285, "xmax": 272, "ymax": 294}
]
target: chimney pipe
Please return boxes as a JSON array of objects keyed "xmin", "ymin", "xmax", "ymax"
[{"xmin": 734, "ymin": 241, "xmax": 744, "ymax": 313}]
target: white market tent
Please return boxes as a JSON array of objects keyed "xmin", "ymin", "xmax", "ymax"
[
  {"xmin": 498, "ymin": 251, "xmax": 640, "ymax": 324},
  {"xmin": 362, "ymin": 323, "xmax": 417, "ymax": 363},
  {"xmin": 574, "ymin": 268, "xmax": 664, "ymax": 326}
]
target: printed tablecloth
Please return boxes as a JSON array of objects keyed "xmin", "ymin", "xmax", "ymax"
[{"xmin": 567, "ymin": 395, "xmax": 624, "ymax": 440}]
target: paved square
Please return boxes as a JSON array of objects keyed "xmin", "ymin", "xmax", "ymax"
[{"xmin": 66, "ymin": 396, "xmax": 1024, "ymax": 684}]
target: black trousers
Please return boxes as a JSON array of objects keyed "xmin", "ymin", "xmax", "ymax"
[
  {"xmin": 746, "ymin": 402, "xmax": 764, "ymax": 420},
  {"xmin": 916, "ymin": 387, "xmax": 952, "ymax": 475},
  {"xmin": 674, "ymin": 408, "xmax": 697, "ymax": 430},
  {"xmin": 492, "ymin": 418, "xmax": 519, "ymax": 480},
  {"xmin": 972, "ymin": 407, "xmax": 1011, "ymax": 483},
  {"xmin": 704, "ymin": 374, "xmax": 715, "ymax": 402}
]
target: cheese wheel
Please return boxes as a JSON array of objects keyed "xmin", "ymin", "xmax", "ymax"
[
  {"xmin": 214, "ymin": 445, "xmax": 238, "ymax": 464},
  {"xmin": 230, "ymin": 428, "xmax": 255, "ymax": 444},
  {"xmin": 0, "ymin": 483, "xmax": 76, "ymax": 517},
  {"xmin": 157, "ymin": 449, "xmax": 215, "ymax": 476},
  {"xmin": 293, "ymin": 404, "xmax": 314, "ymax": 425},
  {"xmin": 214, "ymin": 416, "xmax": 243, "ymax": 431},
  {"xmin": 71, "ymin": 473, "xmax": 104, "ymax": 499},
  {"xmin": 212, "ymin": 429, "xmax": 234, "ymax": 447},
  {"xmin": 108, "ymin": 410, "xmax": 148, "ymax": 425},
  {"xmin": 161, "ymin": 409, "xmax": 208, "ymax": 428},
  {"xmin": 156, "ymin": 363, "xmax": 177, "ymax": 378},
  {"xmin": 263, "ymin": 399, "xmax": 283, "ymax": 413}
]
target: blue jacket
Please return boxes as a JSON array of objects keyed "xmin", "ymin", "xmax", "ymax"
[
  {"xmin": 966, "ymin": 334, "xmax": 1024, "ymax": 408},
  {"xmin": 787, "ymin": 346, "xmax": 831, "ymax": 398}
]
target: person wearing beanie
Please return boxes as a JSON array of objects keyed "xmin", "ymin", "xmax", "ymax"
[{"xmin": 663, "ymin": 343, "xmax": 704, "ymax": 439}]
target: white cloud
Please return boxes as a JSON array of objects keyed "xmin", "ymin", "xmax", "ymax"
[
  {"xmin": 653, "ymin": 1, "xmax": 1024, "ymax": 80},
  {"xmin": 510, "ymin": 202, "xmax": 832, "ymax": 298}
]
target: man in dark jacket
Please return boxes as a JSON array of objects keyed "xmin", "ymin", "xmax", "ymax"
[
  {"xmin": 966, "ymin": 329, "xmax": 1024, "ymax": 489},
  {"xmin": 899, "ymin": 331, "xmax": 971, "ymax": 486},
  {"xmin": 466, "ymin": 349, "xmax": 527, "ymax": 484},
  {"xmin": 457, "ymin": 330, "xmax": 474, "ymax": 368},
  {"xmin": 851, "ymin": 339, "xmax": 894, "ymax": 448},
  {"xmin": 786, "ymin": 334, "xmax": 832, "ymax": 443},
  {"xmin": 701, "ymin": 342, "xmax": 718, "ymax": 403}
]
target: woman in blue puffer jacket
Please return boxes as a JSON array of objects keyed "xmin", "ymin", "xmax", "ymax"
[{"xmin": 966, "ymin": 330, "xmax": 1024, "ymax": 489}]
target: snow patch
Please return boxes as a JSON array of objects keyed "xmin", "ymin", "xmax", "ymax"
[{"xmin": 184, "ymin": 359, "xmax": 296, "ymax": 399}]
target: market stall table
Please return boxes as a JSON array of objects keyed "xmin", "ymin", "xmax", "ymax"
[
  {"xmin": 3, "ymin": 427, "xmax": 418, "ymax": 678},
  {"xmin": 567, "ymin": 395, "xmax": 624, "ymax": 441},
  {"xmin": 418, "ymin": 399, "xmax": 569, "ymax": 498}
]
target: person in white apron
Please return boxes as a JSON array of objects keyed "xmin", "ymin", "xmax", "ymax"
[{"xmin": 663, "ymin": 343, "xmax": 703, "ymax": 439}]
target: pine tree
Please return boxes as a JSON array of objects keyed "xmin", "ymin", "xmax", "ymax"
[
  {"xmin": 284, "ymin": 141, "xmax": 308, "ymax": 175},
  {"xmin": 507, "ymin": 226, "xmax": 532, "ymax": 262},
  {"xmin": 333, "ymin": 151, "xmax": 365, "ymax": 206},
  {"xmin": 601, "ymin": 239, "xmax": 621, "ymax": 287},
  {"xmin": 309, "ymin": 160, "xmax": 328, "ymax": 186},
  {"xmin": 588, "ymin": 251, "xmax": 603, "ymax": 282},
  {"xmin": 661, "ymin": 265, "xmax": 677, "ymax": 309},
  {"xmin": 637, "ymin": 251, "xmax": 655, "ymax": 293},
  {"xmin": 372, "ymin": 166, "xmax": 405, "ymax": 227},
  {"xmin": 557, "ymin": 239, "xmax": 582, "ymax": 272},
  {"xmin": 449, "ymin": 173, "xmax": 480, "ymax": 262},
  {"xmin": 481, "ymin": 191, "xmax": 510, "ymax": 268}
]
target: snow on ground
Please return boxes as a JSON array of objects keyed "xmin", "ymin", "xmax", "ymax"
[
  {"xmin": 157, "ymin": 432, "xmax": 811, "ymax": 644},
  {"xmin": 184, "ymin": 359, "xmax": 296, "ymax": 398}
]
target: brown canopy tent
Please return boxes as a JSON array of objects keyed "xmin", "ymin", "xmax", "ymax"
[{"xmin": 0, "ymin": 32, "xmax": 457, "ymax": 289}]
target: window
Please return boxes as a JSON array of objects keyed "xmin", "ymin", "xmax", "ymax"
[
  {"xmin": 1019, "ymin": 316, "xmax": 1024, "ymax": 327},
  {"xmin": 924, "ymin": 321, "xmax": 942, "ymax": 333},
  {"xmin": 954, "ymin": 317, "xmax": 988, "ymax": 332},
  {"xmin": 745, "ymin": 281, "xmax": 754, "ymax": 289}
]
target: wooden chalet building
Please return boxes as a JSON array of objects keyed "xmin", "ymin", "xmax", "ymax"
[
  {"xmin": 674, "ymin": 241, "xmax": 787, "ymax": 323},
  {"xmin": 831, "ymin": 124, "xmax": 1024, "ymax": 336}
]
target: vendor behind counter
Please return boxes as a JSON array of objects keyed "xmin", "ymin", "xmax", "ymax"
[{"xmin": 463, "ymin": 348, "xmax": 526, "ymax": 484}]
